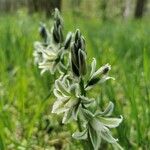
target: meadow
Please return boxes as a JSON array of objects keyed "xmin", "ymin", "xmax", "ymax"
[{"xmin": 0, "ymin": 11, "xmax": 150, "ymax": 149}]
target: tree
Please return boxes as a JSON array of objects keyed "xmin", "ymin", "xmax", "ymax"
[
  {"xmin": 28, "ymin": 0, "xmax": 62, "ymax": 17},
  {"xmin": 134, "ymin": 0, "xmax": 147, "ymax": 18}
]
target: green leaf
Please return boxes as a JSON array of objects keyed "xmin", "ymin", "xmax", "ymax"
[
  {"xmin": 112, "ymin": 142, "xmax": 124, "ymax": 150},
  {"xmin": 0, "ymin": 134, "xmax": 5, "ymax": 150},
  {"xmin": 72, "ymin": 129, "xmax": 87, "ymax": 140}
]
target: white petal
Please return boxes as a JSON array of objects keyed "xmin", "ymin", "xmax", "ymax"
[
  {"xmin": 92, "ymin": 64, "xmax": 111, "ymax": 79},
  {"xmin": 90, "ymin": 58, "xmax": 97, "ymax": 77},
  {"xmin": 98, "ymin": 116, "xmax": 123, "ymax": 128},
  {"xmin": 95, "ymin": 101, "xmax": 114, "ymax": 117},
  {"xmin": 100, "ymin": 126, "xmax": 118, "ymax": 144},
  {"xmin": 52, "ymin": 100, "xmax": 69, "ymax": 114},
  {"xmin": 72, "ymin": 129, "xmax": 87, "ymax": 140}
]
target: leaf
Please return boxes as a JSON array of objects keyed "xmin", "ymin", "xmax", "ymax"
[
  {"xmin": 98, "ymin": 116, "xmax": 123, "ymax": 128},
  {"xmin": 88, "ymin": 124, "xmax": 101, "ymax": 150},
  {"xmin": 72, "ymin": 129, "xmax": 87, "ymax": 140},
  {"xmin": 95, "ymin": 101, "xmax": 114, "ymax": 117},
  {"xmin": 112, "ymin": 142, "xmax": 124, "ymax": 150}
]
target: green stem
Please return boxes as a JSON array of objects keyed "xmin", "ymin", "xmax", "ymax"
[
  {"xmin": 79, "ymin": 77, "xmax": 86, "ymax": 96},
  {"xmin": 77, "ymin": 77, "xmax": 92, "ymax": 150}
]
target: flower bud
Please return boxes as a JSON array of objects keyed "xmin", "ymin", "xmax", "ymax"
[
  {"xmin": 78, "ymin": 49, "xmax": 87, "ymax": 75},
  {"xmin": 39, "ymin": 24, "xmax": 48, "ymax": 43},
  {"xmin": 75, "ymin": 29, "xmax": 81, "ymax": 42},
  {"xmin": 71, "ymin": 30, "xmax": 87, "ymax": 77},
  {"xmin": 71, "ymin": 45, "xmax": 80, "ymax": 76},
  {"xmin": 92, "ymin": 64, "xmax": 111, "ymax": 79},
  {"xmin": 64, "ymin": 32, "xmax": 72, "ymax": 49},
  {"xmin": 52, "ymin": 8, "xmax": 64, "ymax": 44}
]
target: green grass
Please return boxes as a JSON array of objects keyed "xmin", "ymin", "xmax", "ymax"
[{"xmin": 0, "ymin": 12, "xmax": 150, "ymax": 149}]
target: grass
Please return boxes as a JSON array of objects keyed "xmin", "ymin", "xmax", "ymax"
[{"xmin": 0, "ymin": 11, "xmax": 150, "ymax": 149}]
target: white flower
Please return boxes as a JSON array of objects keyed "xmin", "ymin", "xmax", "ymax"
[
  {"xmin": 73, "ymin": 102, "xmax": 123, "ymax": 150},
  {"xmin": 52, "ymin": 75, "xmax": 80, "ymax": 124},
  {"xmin": 33, "ymin": 41, "xmax": 67, "ymax": 75},
  {"xmin": 33, "ymin": 42, "xmax": 44, "ymax": 64},
  {"xmin": 85, "ymin": 58, "xmax": 115, "ymax": 90},
  {"xmin": 52, "ymin": 75, "xmax": 94, "ymax": 124}
]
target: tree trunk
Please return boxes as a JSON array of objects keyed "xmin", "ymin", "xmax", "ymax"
[
  {"xmin": 44, "ymin": 0, "xmax": 62, "ymax": 17},
  {"xmin": 134, "ymin": 0, "xmax": 147, "ymax": 18},
  {"xmin": 100, "ymin": 0, "xmax": 107, "ymax": 21},
  {"xmin": 123, "ymin": 0, "xmax": 131, "ymax": 19},
  {"xmin": 28, "ymin": 0, "xmax": 62, "ymax": 17}
]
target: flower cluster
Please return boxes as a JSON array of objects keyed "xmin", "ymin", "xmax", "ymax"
[
  {"xmin": 71, "ymin": 29, "xmax": 86, "ymax": 76},
  {"xmin": 33, "ymin": 8, "xmax": 72, "ymax": 75},
  {"xmin": 34, "ymin": 8, "xmax": 123, "ymax": 150}
]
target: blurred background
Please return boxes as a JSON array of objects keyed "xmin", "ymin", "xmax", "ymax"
[
  {"xmin": 0, "ymin": 0, "xmax": 150, "ymax": 19},
  {"xmin": 0, "ymin": 0, "xmax": 150, "ymax": 150}
]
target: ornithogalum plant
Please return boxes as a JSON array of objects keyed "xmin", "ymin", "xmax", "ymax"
[{"xmin": 34, "ymin": 8, "xmax": 123, "ymax": 150}]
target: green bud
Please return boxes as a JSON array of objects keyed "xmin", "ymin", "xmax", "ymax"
[
  {"xmin": 75, "ymin": 29, "xmax": 81, "ymax": 42},
  {"xmin": 86, "ymin": 77, "xmax": 100, "ymax": 87},
  {"xmin": 64, "ymin": 32, "xmax": 72, "ymax": 49},
  {"xmin": 78, "ymin": 49, "xmax": 87, "ymax": 76},
  {"xmin": 52, "ymin": 8, "xmax": 64, "ymax": 44},
  {"xmin": 39, "ymin": 24, "xmax": 48, "ymax": 43},
  {"xmin": 71, "ymin": 30, "xmax": 87, "ymax": 77}
]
